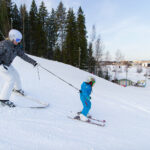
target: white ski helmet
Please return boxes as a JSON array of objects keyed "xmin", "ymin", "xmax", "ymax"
[
  {"xmin": 9, "ymin": 29, "xmax": 22, "ymax": 42},
  {"xmin": 86, "ymin": 76, "xmax": 96, "ymax": 85}
]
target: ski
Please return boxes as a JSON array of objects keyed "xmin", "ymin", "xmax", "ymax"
[
  {"xmin": 70, "ymin": 111, "xmax": 106, "ymax": 123},
  {"xmin": 13, "ymin": 91, "xmax": 49, "ymax": 108},
  {"xmin": 0, "ymin": 101, "xmax": 49, "ymax": 108},
  {"xmin": 16, "ymin": 104, "xmax": 49, "ymax": 109},
  {"xmin": 87, "ymin": 115, "xmax": 106, "ymax": 123},
  {"xmin": 67, "ymin": 116, "xmax": 105, "ymax": 127},
  {"xmin": 22, "ymin": 95, "xmax": 49, "ymax": 107}
]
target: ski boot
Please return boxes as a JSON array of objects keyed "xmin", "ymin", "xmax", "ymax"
[
  {"xmin": 77, "ymin": 111, "xmax": 92, "ymax": 119},
  {"xmin": 0, "ymin": 100, "xmax": 16, "ymax": 107},
  {"xmin": 74, "ymin": 114, "xmax": 90, "ymax": 122},
  {"xmin": 79, "ymin": 114, "xmax": 90, "ymax": 122},
  {"xmin": 74, "ymin": 115, "xmax": 80, "ymax": 120},
  {"xmin": 74, "ymin": 111, "xmax": 82, "ymax": 119},
  {"xmin": 77, "ymin": 111, "xmax": 81, "ymax": 115}
]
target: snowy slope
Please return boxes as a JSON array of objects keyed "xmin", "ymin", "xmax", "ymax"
[{"xmin": 0, "ymin": 55, "xmax": 150, "ymax": 150}]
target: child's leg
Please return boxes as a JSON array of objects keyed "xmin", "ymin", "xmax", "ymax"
[{"xmin": 80, "ymin": 95, "xmax": 91, "ymax": 116}]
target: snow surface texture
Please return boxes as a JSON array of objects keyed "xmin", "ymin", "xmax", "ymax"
[{"xmin": 0, "ymin": 55, "xmax": 150, "ymax": 150}]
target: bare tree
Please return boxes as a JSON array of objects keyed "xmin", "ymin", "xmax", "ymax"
[
  {"xmin": 114, "ymin": 49, "xmax": 125, "ymax": 80},
  {"xmin": 115, "ymin": 49, "xmax": 125, "ymax": 63},
  {"xmin": 105, "ymin": 50, "xmax": 111, "ymax": 61},
  {"xmin": 91, "ymin": 25, "xmax": 96, "ymax": 42},
  {"xmin": 95, "ymin": 35, "xmax": 104, "ymax": 75},
  {"xmin": 95, "ymin": 36, "xmax": 103, "ymax": 62}
]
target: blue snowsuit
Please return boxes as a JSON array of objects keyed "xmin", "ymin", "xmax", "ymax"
[{"xmin": 80, "ymin": 82, "xmax": 92, "ymax": 116}]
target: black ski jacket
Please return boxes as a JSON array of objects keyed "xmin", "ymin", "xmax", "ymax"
[{"xmin": 0, "ymin": 40, "xmax": 36, "ymax": 66}]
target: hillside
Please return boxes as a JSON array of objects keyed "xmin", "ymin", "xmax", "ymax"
[{"xmin": 0, "ymin": 55, "xmax": 150, "ymax": 150}]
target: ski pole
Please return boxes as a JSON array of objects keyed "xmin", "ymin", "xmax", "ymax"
[
  {"xmin": 39, "ymin": 65, "xmax": 80, "ymax": 91},
  {"xmin": 36, "ymin": 65, "xmax": 40, "ymax": 80}
]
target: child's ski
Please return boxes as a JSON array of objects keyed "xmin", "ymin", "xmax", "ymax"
[
  {"xmin": 67, "ymin": 116, "xmax": 105, "ymax": 127},
  {"xmin": 87, "ymin": 115, "xmax": 106, "ymax": 123},
  {"xmin": 70, "ymin": 111, "xmax": 106, "ymax": 123}
]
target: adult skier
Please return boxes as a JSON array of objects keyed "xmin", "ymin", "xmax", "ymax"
[
  {"xmin": 0, "ymin": 29, "xmax": 38, "ymax": 107},
  {"xmin": 74, "ymin": 77, "xmax": 96, "ymax": 121}
]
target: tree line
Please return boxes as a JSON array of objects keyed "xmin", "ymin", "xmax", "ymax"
[{"xmin": 0, "ymin": 0, "xmax": 106, "ymax": 75}]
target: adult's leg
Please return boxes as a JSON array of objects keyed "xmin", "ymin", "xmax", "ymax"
[
  {"xmin": 0, "ymin": 65, "xmax": 15, "ymax": 100},
  {"xmin": 10, "ymin": 66, "xmax": 22, "ymax": 91}
]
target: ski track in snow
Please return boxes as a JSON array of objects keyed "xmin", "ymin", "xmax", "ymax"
[{"xmin": 0, "ymin": 55, "xmax": 150, "ymax": 150}]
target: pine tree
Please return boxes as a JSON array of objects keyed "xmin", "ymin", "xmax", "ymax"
[
  {"xmin": 0, "ymin": 0, "xmax": 90, "ymax": 69},
  {"xmin": 5, "ymin": 0, "xmax": 13, "ymax": 29},
  {"xmin": 0, "ymin": 0, "xmax": 10, "ymax": 39},
  {"xmin": 56, "ymin": 2, "xmax": 66, "ymax": 51},
  {"xmin": 20, "ymin": 4, "xmax": 30, "ymax": 52},
  {"xmin": 38, "ymin": 1, "xmax": 48, "ymax": 30},
  {"xmin": 11, "ymin": 4, "xmax": 21, "ymax": 30},
  {"xmin": 29, "ymin": 0, "xmax": 38, "ymax": 55},
  {"xmin": 64, "ymin": 8, "xmax": 78, "ymax": 66},
  {"xmin": 37, "ymin": 1, "xmax": 48, "ymax": 57},
  {"xmin": 88, "ymin": 42, "xmax": 96, "ymax": 73},
  {"xmin": 77, "ymin": 7, "xmax": 88, "ymax": 69},
  {"xmin": 54, "ymin": 46, "xmax": 62, "ymax": 61},
  {"xmin": 6, "ymin": 0, "xmax": 13, "ymax": 20},
  {"xmin": 46, "ymin": 8, "xmax": 58, "ymax": 59},
  {"xmin": 0, "ymin": 0, "xmax": 2, "ymax": 40}
]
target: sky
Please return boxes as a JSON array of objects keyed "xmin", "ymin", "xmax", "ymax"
[{"xmin": 12, "ymin": 0, "xmax": 150, "ymax": 60}]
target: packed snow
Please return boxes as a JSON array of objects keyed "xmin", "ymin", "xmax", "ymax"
[{"xmin": 0, "ymin": 55, "xmax": 150, "ymax": 150}]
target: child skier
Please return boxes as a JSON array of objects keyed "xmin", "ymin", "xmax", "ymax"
[
  {"xmin": 74, "ymin": 77, "xmax": 96, "ymax": 121},
  {"xmin": 0, "ymin": 29, "xmax": 38, "ymax": 107}
]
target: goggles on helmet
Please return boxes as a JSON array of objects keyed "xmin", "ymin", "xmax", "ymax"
[{"xmin": 16, "ymin": 38, "xmax": 21, "ymax": 43}]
